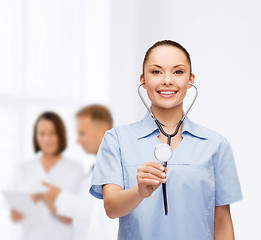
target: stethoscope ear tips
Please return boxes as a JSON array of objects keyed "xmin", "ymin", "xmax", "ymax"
[{"xmin": 154, "ymin": 143, "xmax": 172, "ymax": 163}]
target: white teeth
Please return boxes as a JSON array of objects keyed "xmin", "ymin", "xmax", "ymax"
[{"xmin": 159, "ymin": 91, "xmax": 176, "ymax": 95}]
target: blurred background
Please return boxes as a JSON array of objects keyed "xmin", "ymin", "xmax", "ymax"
[{"xmin": 0, "ymin": 0, "xmax": 260, "ymax": 239}]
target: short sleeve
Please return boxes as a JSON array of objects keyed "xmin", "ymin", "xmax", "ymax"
[
  {"xmin": 214, "ymin": 138, "xmax": 243, "ymax": 206},
  {"xmin": 90, "ymin": 129, "xmax": 124, "ymax": 199}
]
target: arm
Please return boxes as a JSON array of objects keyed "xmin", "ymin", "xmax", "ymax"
[
  {"xmin": 214, "ymin": 205, "xmax": 234, "ymax": 240},
  {"xmin": 55, "ymin": 189, "xmax": 96, "ymax": 221},
  {"xmin": 42, "ymin": 197, "xmax": 72, "ymax": 224},
  {"xmin": 34, "ymin": 183, "xmax": 72, "ymax": 224},
  {"xmin": 64, "ymin": 165, "xmax": 85, "ymax": 193},
  {"xmin": 102, "ymin": 161, "xmax": 167, "ymax": 219}
]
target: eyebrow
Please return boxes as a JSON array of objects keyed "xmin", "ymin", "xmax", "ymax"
[{"xmin": 149, "ymin": 64, "xmax": 185, "ymax": 69}]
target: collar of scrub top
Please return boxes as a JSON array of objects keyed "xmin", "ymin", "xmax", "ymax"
[{"xmin": 137, "ymin": 112, "xmax": 208, "ymax": 140}]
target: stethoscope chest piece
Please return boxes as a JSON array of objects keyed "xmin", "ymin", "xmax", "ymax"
[{"xmin": 154, "ymin": 143, "xmax": 172, "ymax": 163}]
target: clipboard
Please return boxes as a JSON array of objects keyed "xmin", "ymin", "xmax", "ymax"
[{"xmin": 1, "ymin": 190, "xmax": 38, "ymax": 216}]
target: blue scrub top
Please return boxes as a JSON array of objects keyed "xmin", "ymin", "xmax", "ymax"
[{"xmin": 90, "ymin": 113, "xmax": 243, "ymax": 240}]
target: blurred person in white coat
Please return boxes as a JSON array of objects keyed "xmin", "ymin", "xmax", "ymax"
[
  {"xmin": 38, "ymin": 105, "xmax": 118, "ymax": 240},
  {"xmin": 11, "ymin": 112, "xmax": 84, "ymax": 240}
]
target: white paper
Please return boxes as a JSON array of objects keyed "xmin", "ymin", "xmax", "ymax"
[
  {"xmin": 1, "ymin": 190, "xmax": 38, "ymax": 216},
  {"xmin": 1, "ymin": 190, "xmax": 44, "ymax": 228}
]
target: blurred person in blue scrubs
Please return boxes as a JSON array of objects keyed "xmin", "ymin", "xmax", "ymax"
[
  {"xmin": 11, "ymin": 111, "xmax": 84, "ymax": 240},
  {"xmin": 37, "ymin": 105, "xmax": 118, "ymax": 240},
  {"xmin": 90, "ymin": 40, "xmax": 243, "ymax": 240}
]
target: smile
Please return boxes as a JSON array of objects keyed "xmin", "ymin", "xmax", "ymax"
[{"xmin": 158, "ymin": 90, "xmax": 177, "ymax": 95}]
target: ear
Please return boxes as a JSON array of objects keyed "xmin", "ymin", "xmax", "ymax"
[
  {"xmin": 188, "ymin": 73, "xmax": 195, "ymax": 89},
  {"xmin": 94, "ymin": 122, "xmax": 107, "ymax": 137},
  {"xmin": 100, "ymin": 124, "xmax": 110, "ymax": 138},
  {"xmin": 140, "ymin": 74, "xmax": 147, "ymax": 89}
]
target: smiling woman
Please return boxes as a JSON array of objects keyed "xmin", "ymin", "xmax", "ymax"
[
  {"xmin": 90, "ymin": 40, "xmax": 243, "ymax": 240},
  {"xmin": 11, "ymin": 111, "xmax": 84, "ymax": 240},
  {"xmin": 33, "ymin": 112, "xmax": 67, "ymax": 156},
  {"xmin": 140, "ymin": 41, "xmax": 194, "ymax": 115}
]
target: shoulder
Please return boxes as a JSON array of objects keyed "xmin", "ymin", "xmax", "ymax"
[
  {"xmin": 189, "ymin": 120, "xmax": 229, "ymax": 147},
  {"xmin": 105, "ymin": 119, "xmax": 144, "ymax": 139},
  {"xmin": 17, "ymin": 157, "xmax": 40, "ymax": 171},
  {"xmin": 59, "ymin": 156, "xmax": 84, "ymax": 171}
]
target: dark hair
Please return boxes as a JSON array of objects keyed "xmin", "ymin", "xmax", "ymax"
[
  {"xmin": 142, "ymin": 40, "xmax": 192, "ymax": 75},
  {"xmin": 76, "ymin": 104, "xmax": 113, "ymax": 129},
  {"xmin": 33, "ymin": 112, "xmax": 67, "ymax": 154}
]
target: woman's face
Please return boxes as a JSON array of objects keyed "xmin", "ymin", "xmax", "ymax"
[
  {"xmin": 141, "ymin": 45, "xmax": 194, "ymax": 111},
  {"xmin": 36, "ymin": 119, "xmax": 59, "ymax": 156}
]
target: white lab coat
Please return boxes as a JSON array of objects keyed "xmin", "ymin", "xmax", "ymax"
[
  {"xmin": 55, "ymin": 169, "xmax": 118, "ymax": 240},
  {"xmin": 14, "ymin": 155, "xmax": 84, "ymax": 240}
]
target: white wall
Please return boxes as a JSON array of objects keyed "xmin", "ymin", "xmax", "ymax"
[{"xmin": 0, "ymin": 0, "xmax": 260, "ymax": 239}]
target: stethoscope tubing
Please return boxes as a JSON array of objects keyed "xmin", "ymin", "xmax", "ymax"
[
  {"xmin": 138, "ymin": 82, "xmax": 198, "ymax": 215},
  {"xmin": 137, "ymin": 83, "xmax": 198, "ymax": 122}
]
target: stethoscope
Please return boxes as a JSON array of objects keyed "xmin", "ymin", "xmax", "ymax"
[{"xmin": 138, "ymin": 82, "xmax": 198, "ymax": 215}]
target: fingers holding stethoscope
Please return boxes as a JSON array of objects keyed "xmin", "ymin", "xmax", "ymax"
[
  {"xmin": 138, "ymin": 162, "xmax": 167, "ymax": 181},
  {"xmin": 136, "ymin": 162, "xmax": 167, "ymax": 198}
]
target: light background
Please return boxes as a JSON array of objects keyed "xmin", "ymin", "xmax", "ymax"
[{"xmin": 0, "ymin": 0, "xmax": 260, "ymax": 239}]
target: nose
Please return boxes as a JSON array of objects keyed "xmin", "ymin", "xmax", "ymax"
[
  {"xmin": 43, "ymin": 135, "xmax": 51, "ymax": 143},
  {"xmin": 162, "ymin": 73, "xmax": 173, "ymax": 86}
]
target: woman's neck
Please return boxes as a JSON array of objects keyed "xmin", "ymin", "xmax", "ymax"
[
  {"xmin": 151, "ymin": 103, "xmax": 183, "ymax": 127},
  {"xmin": 152, "ymin": 104, "xmax": 184, "ymax": 148},
  {"xmin": 41, "ymin": 153, "xmax": 61, "ymax": 172}
]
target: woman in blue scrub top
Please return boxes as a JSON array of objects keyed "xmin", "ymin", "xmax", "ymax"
[{"xmin": 90, "ymin": 40, "xmax": 243, "ymax": 240}]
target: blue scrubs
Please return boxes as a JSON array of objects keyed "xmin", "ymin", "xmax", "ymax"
[{"xmin": 90, "ymin": 113, "xmax": 243, "ymax": 240}]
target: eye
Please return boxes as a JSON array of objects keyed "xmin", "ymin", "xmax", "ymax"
[
  {"xmin": 38, "ymin": 131, "xmax": 45, "ymax": 136},
  {"xmin": 174, "ymin": 70, "xmax": 183, "ymax": 74},
  {"xmin": 152, "ymin": 70, "xmax": 161, "ymax": 75}
]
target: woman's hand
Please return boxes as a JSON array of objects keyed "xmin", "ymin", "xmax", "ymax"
[
  {"xmin": 136, "ymin": 161, "xmax": 167, "ymax": 198},
  {"xmin": 11, "ymin": 209, "xmax": 24, "ymax": 223},
  {"xmin": 102, "ymin": 162, "xmax": 167, "ymax": 219},
  {"xmin": 34, "ymin": 183, "xmax": 72, "ymax": 224},
  {"xmin": 31, "ymin": 194, "xmax": 41, "ymax": 203}
]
